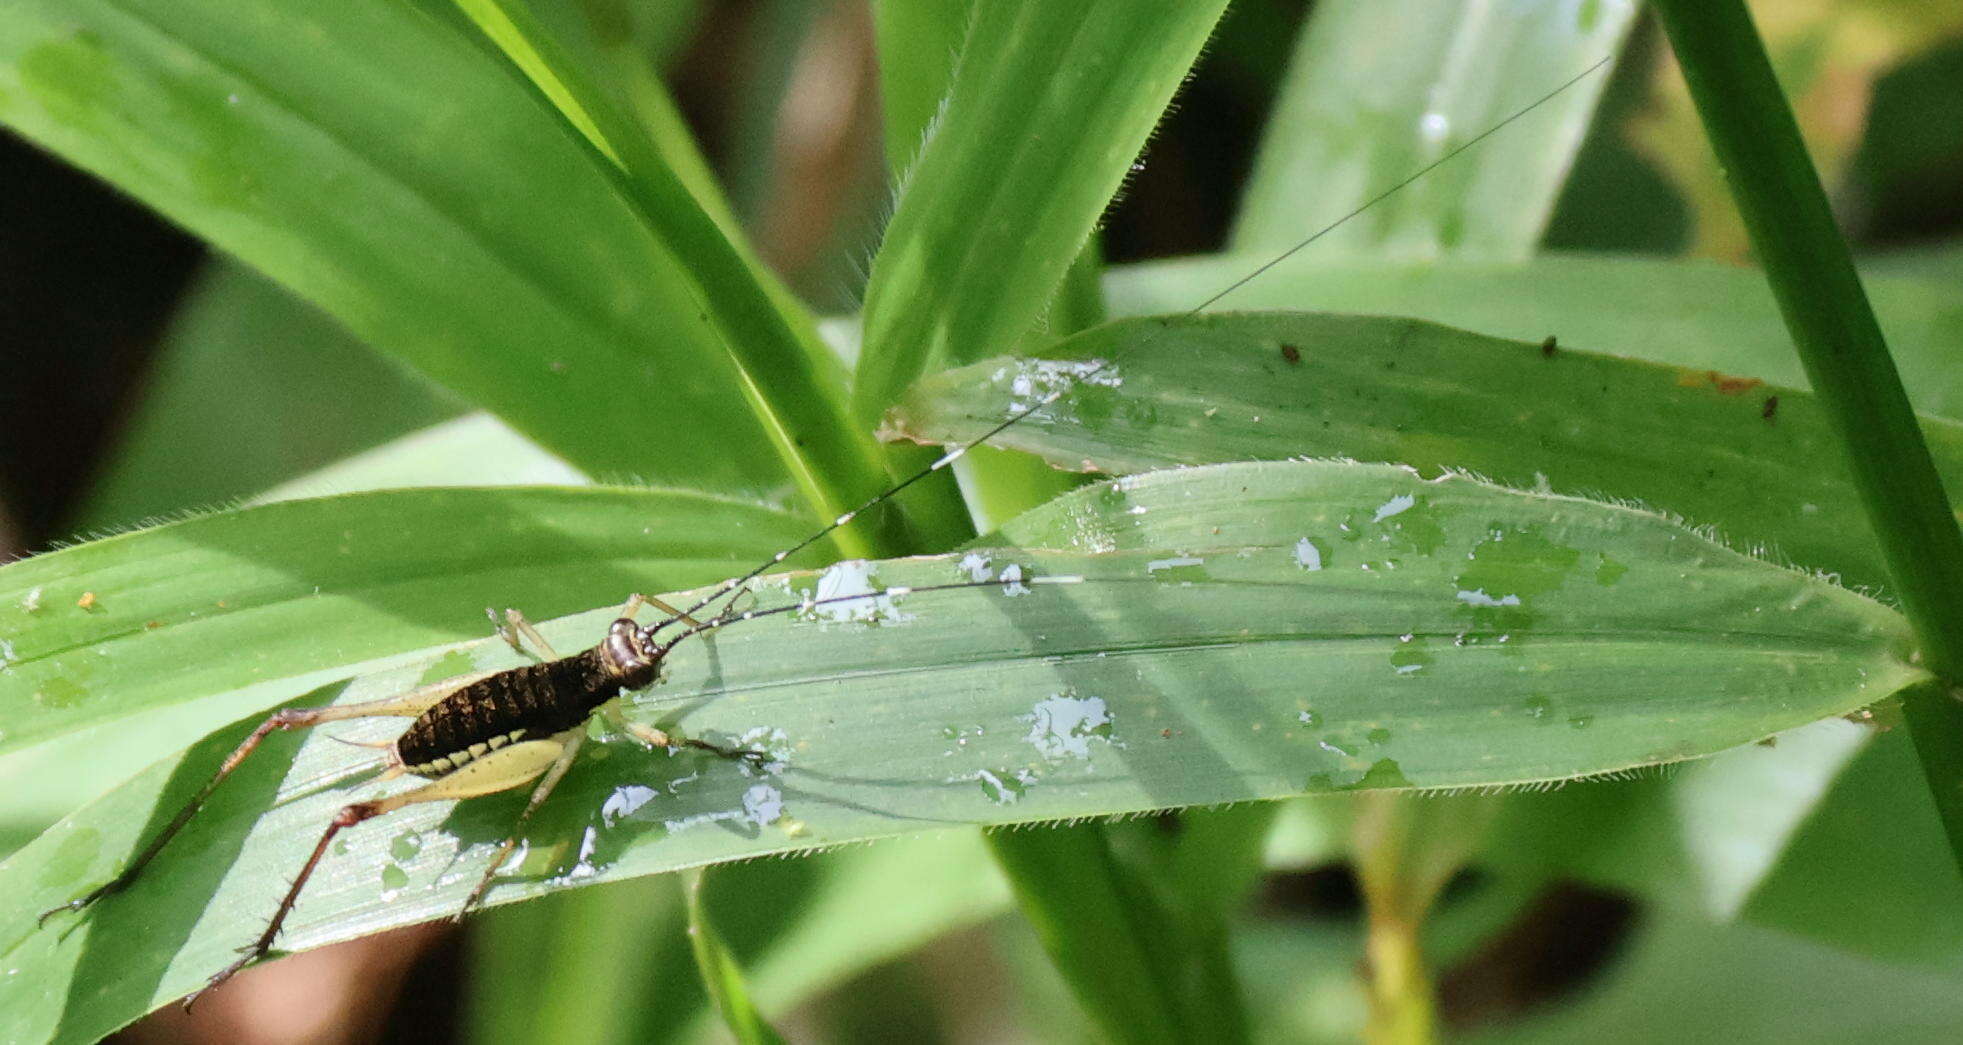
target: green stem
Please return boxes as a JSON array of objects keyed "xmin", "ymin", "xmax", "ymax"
[
  {"xmin": 983, "ymin": 830, "xmax": 1186, "ymax": 1044},
  {"xmin": 1651, "ymin": 0, "xmax": 1963, "ymax": 864},
  {"xmin": 682, "ymin": 869, "xmax": 786, "ymax": 1045},
  {"xmin": 452, "ymin": 0, "xmax": 910, "ymax": 559},
  {"xmin": 1363, "ymin": 914, "xmax": 1436, "ymax": 1045}
]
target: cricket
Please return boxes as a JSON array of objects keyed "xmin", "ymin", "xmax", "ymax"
[{"xmin": 32, "ymin": 32, "xmax": 1613, "ymax": 1014}]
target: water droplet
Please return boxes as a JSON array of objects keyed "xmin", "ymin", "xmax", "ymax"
[
  {"xmin": 379, "ymin": 863, "xmax": 409, "ymax": 898},
  {"xmin": 957, "ymin": 552, "xmax": 992, "ymax": 582},
  {"xmin": 1024, "ymin": 691, "xmax": 1117, "ymax": 760},
  {"xmin": 389, "ymin": 830, "xmax": 423, "ymax": 862},
  {"xmin": 1456, "ymin": 588, "xmax": 1521, "ymax": 608},
  {"xmin": 33, "ymin": 677, "xmax": 87, "ymax": 708},
  {"xmin": 998, "ymin": 563, "xmax": 1032, "ymax": 596},
  {"xmin": 802, "ymin": 561, "xmax": 908, "ymax": 623},
  {"xmin": 602, "ymin": 784, "xmax": 658, "ymax": 826},
  {"xmin": 742, "ymin": 783, "xmax": 784, "ymax": 826},
  {"xmin": 1390, "ymin": 635, "xmax": 1432, "ymax": 675},
  {"xmin": 419, "ymin": 650, "xmax": 475, "ymax": 685},
  {"xmin": 1418, "ymin": 111, "xmax": 1450, "ymax": 144},
  {"xmin": 975, "ymin": 768, "xmax": 1034, "ymax": 804},
  {"xmin": 1568, "ymin": 714, "xmax": 1594, "ymax": 730},
  {"xmin": 1298, "ymin": 709, "xmax": 1323, "ymax": 728},
  {"xmin": 1294, "ymin": 538, "xmax": 1323, "ymax": 571},
  {"xmin": 1595, "ymin": 554, "xmax": 1628, "ymax": 587},
  {"xmin": 1523, "ymin": 694, "xmax": 1554, "ymax": 722},
  {"xmin": 1373, "ymin": 494, "xmax": 1416, "ymax": 522},
  {"xmin": 1367, "ymin": 727, "xmax": 1393, "ymax": 746}
]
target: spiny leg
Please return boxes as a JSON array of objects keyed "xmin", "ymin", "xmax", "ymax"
[
  {"xmin": 455, "ymin": 728, "xmax": 587, "ymax": 921},
  {"xmin": 39, "ymin": 675, "xmax": 489, "ymax": 926},
  {"xmin": 188, "ymin": 736, "xmax": 572, "ymax": 1007}
]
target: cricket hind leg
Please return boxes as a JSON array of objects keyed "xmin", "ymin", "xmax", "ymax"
[
  {"xmin": 189, "ymin": 735, "xmax": 572, "ymax": 1007},
  {"xmin": 40, "ymin": 671, "xmax": 498, "ymax": 926}
]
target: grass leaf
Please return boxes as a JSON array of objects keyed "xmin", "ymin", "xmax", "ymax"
[{"xmin": 0, "ymin": 460, "xmax": 1921, "ymax": 1038}]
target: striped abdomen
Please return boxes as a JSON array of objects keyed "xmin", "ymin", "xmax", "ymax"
[{"xmin": 396, "ymin": 648, "xmax": 620, "ymax": 777}]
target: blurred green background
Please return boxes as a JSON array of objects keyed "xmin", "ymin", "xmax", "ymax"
[{"xmin": 5, "ymin": 1, "xmax": 1963, "ymax": 1041}]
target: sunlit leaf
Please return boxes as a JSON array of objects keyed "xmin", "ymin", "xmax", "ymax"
[
  {"xmin": 0, "ymin": 460, "xmax": 1921, "ymax": 1039},
  {"xmin": 887, "ymin": 310, "xmax": 1963, "ymax": 591}
]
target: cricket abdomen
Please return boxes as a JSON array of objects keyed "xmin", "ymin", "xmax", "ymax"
[{"xmin": 396, "ymin": 650, "xmax": 616, "ymax": 778}]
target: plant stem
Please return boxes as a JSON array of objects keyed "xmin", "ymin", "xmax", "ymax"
[
  {"xmin": 1651, "ymin": 0, "xmax": 1963, "ymax": 865},
  {"xmin": 1364, "ymin": 913, "xmax": 1436, "ymax": 1045},
  {"xmin": 1353, "ymin": 792, "xmax": 1500, "ymax": 1045}
]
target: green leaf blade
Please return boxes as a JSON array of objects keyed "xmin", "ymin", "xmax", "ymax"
[
  {"xmin": 856, "ymin": 0, "xmax": 1228, "ymax": 421},
  {"xmin": 1231, "ymin": 0, "xmax": 1637, "ymax": 258},
  {"xmin": 0, "ymin": 487, "xmax": 813, "ymax": 758},
  {"xmin": 1103, "ymin": 254, "xmax": 1963, "ymax": 415},
  {"xmin": 0, "ymin": 461, "xmax": 1919, "ymax": 1038},
  {"xmin": 887, "ymin": 310, "xmax": 1963, "ymax": 593},
  {"xmin": 0, "ymin": 0, "xmax": 787, "ymax": 490}
]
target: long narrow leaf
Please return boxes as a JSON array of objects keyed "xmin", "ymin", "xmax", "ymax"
[
  {"xmin": 856, "ymin": 0, "xmax": 1228, "ymax": 420},
  {"xmin": 0, "ymin": 0, "xmax": 786, "ymax": 490},
  {"xmin": 0, "ymin": 487, "xmax": 811, "ymax": 757},
  {"xmin": 1653, "ymin": 0, "xmax": 1963, "ymax": 863},
  {"xmin": 0, "ymin": 460, "xmax": 1922, "ymax": 1039},
  {"xmin": 1104, "ymin": 254, "xmax": 1963, "ymax": 413},
  {"xmin": 885, "ymin": 311, "xmax": 1963, "ymax": 592},
  {"xmin": 1232, "ymin": 0, "xmax": 1636, "ymax": 258},
  {"xmin": 445, "ymin": 0, "xmax": 899, "ymax": 551}
]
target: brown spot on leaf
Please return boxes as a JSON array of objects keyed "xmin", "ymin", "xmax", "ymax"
[{"xmin": 1676, "ymin": 368, "xmax": 1764, "ymax": 395}]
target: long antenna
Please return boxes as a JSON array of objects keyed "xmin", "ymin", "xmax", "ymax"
[
  {"xmin": 646, "ymin": 574, "xmax": 1091, "ymax": 652},
  {"xmin": 650, "ymin": 57, "xmax": 1614, "ymax": 635}
]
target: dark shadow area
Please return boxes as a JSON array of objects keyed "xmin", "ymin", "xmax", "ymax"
[
  {"xmin": 1102, "ymin": 0, "xmax": 1312, "ymax": 262},
  {"xmin": 1846, "ymin": 35, "xmax": 1963, "ymax": 248},
  {"xmin": 1256, "ymin": 862, "xmax": 1364, "ymax": 921},
  {"xmin": 1437, "ymin": 880, "xmax": 1640, "ymax": 1032},
  {"xmin": 379, "ymin": 921, "xmax": 466, "ymax": 1044},
  {"xmin": 0, "ymin": 133, "xmax": 204, "ymax": 548}
]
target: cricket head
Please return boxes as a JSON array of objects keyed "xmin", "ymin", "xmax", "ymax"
[{"xmin": 600, "ymin": 617, "xmax": 664, "ymax": 688}]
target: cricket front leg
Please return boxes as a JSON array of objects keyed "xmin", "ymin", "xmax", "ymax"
[{"xmin": 598, "ymin": 704, "xmax": 772, "ymax": 767}]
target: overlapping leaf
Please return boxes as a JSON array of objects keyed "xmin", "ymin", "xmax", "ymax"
[
  {"xmin": 887, "ymin": 311, "xmax": 1963, "ymax": 591},
  {"xmin": 0, "ymin": 487, "xmax": 811, "ymax": 757},
  {"xmin": 0, "ymin": 460, "xmax": 1923, "ymax": 1039}
]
